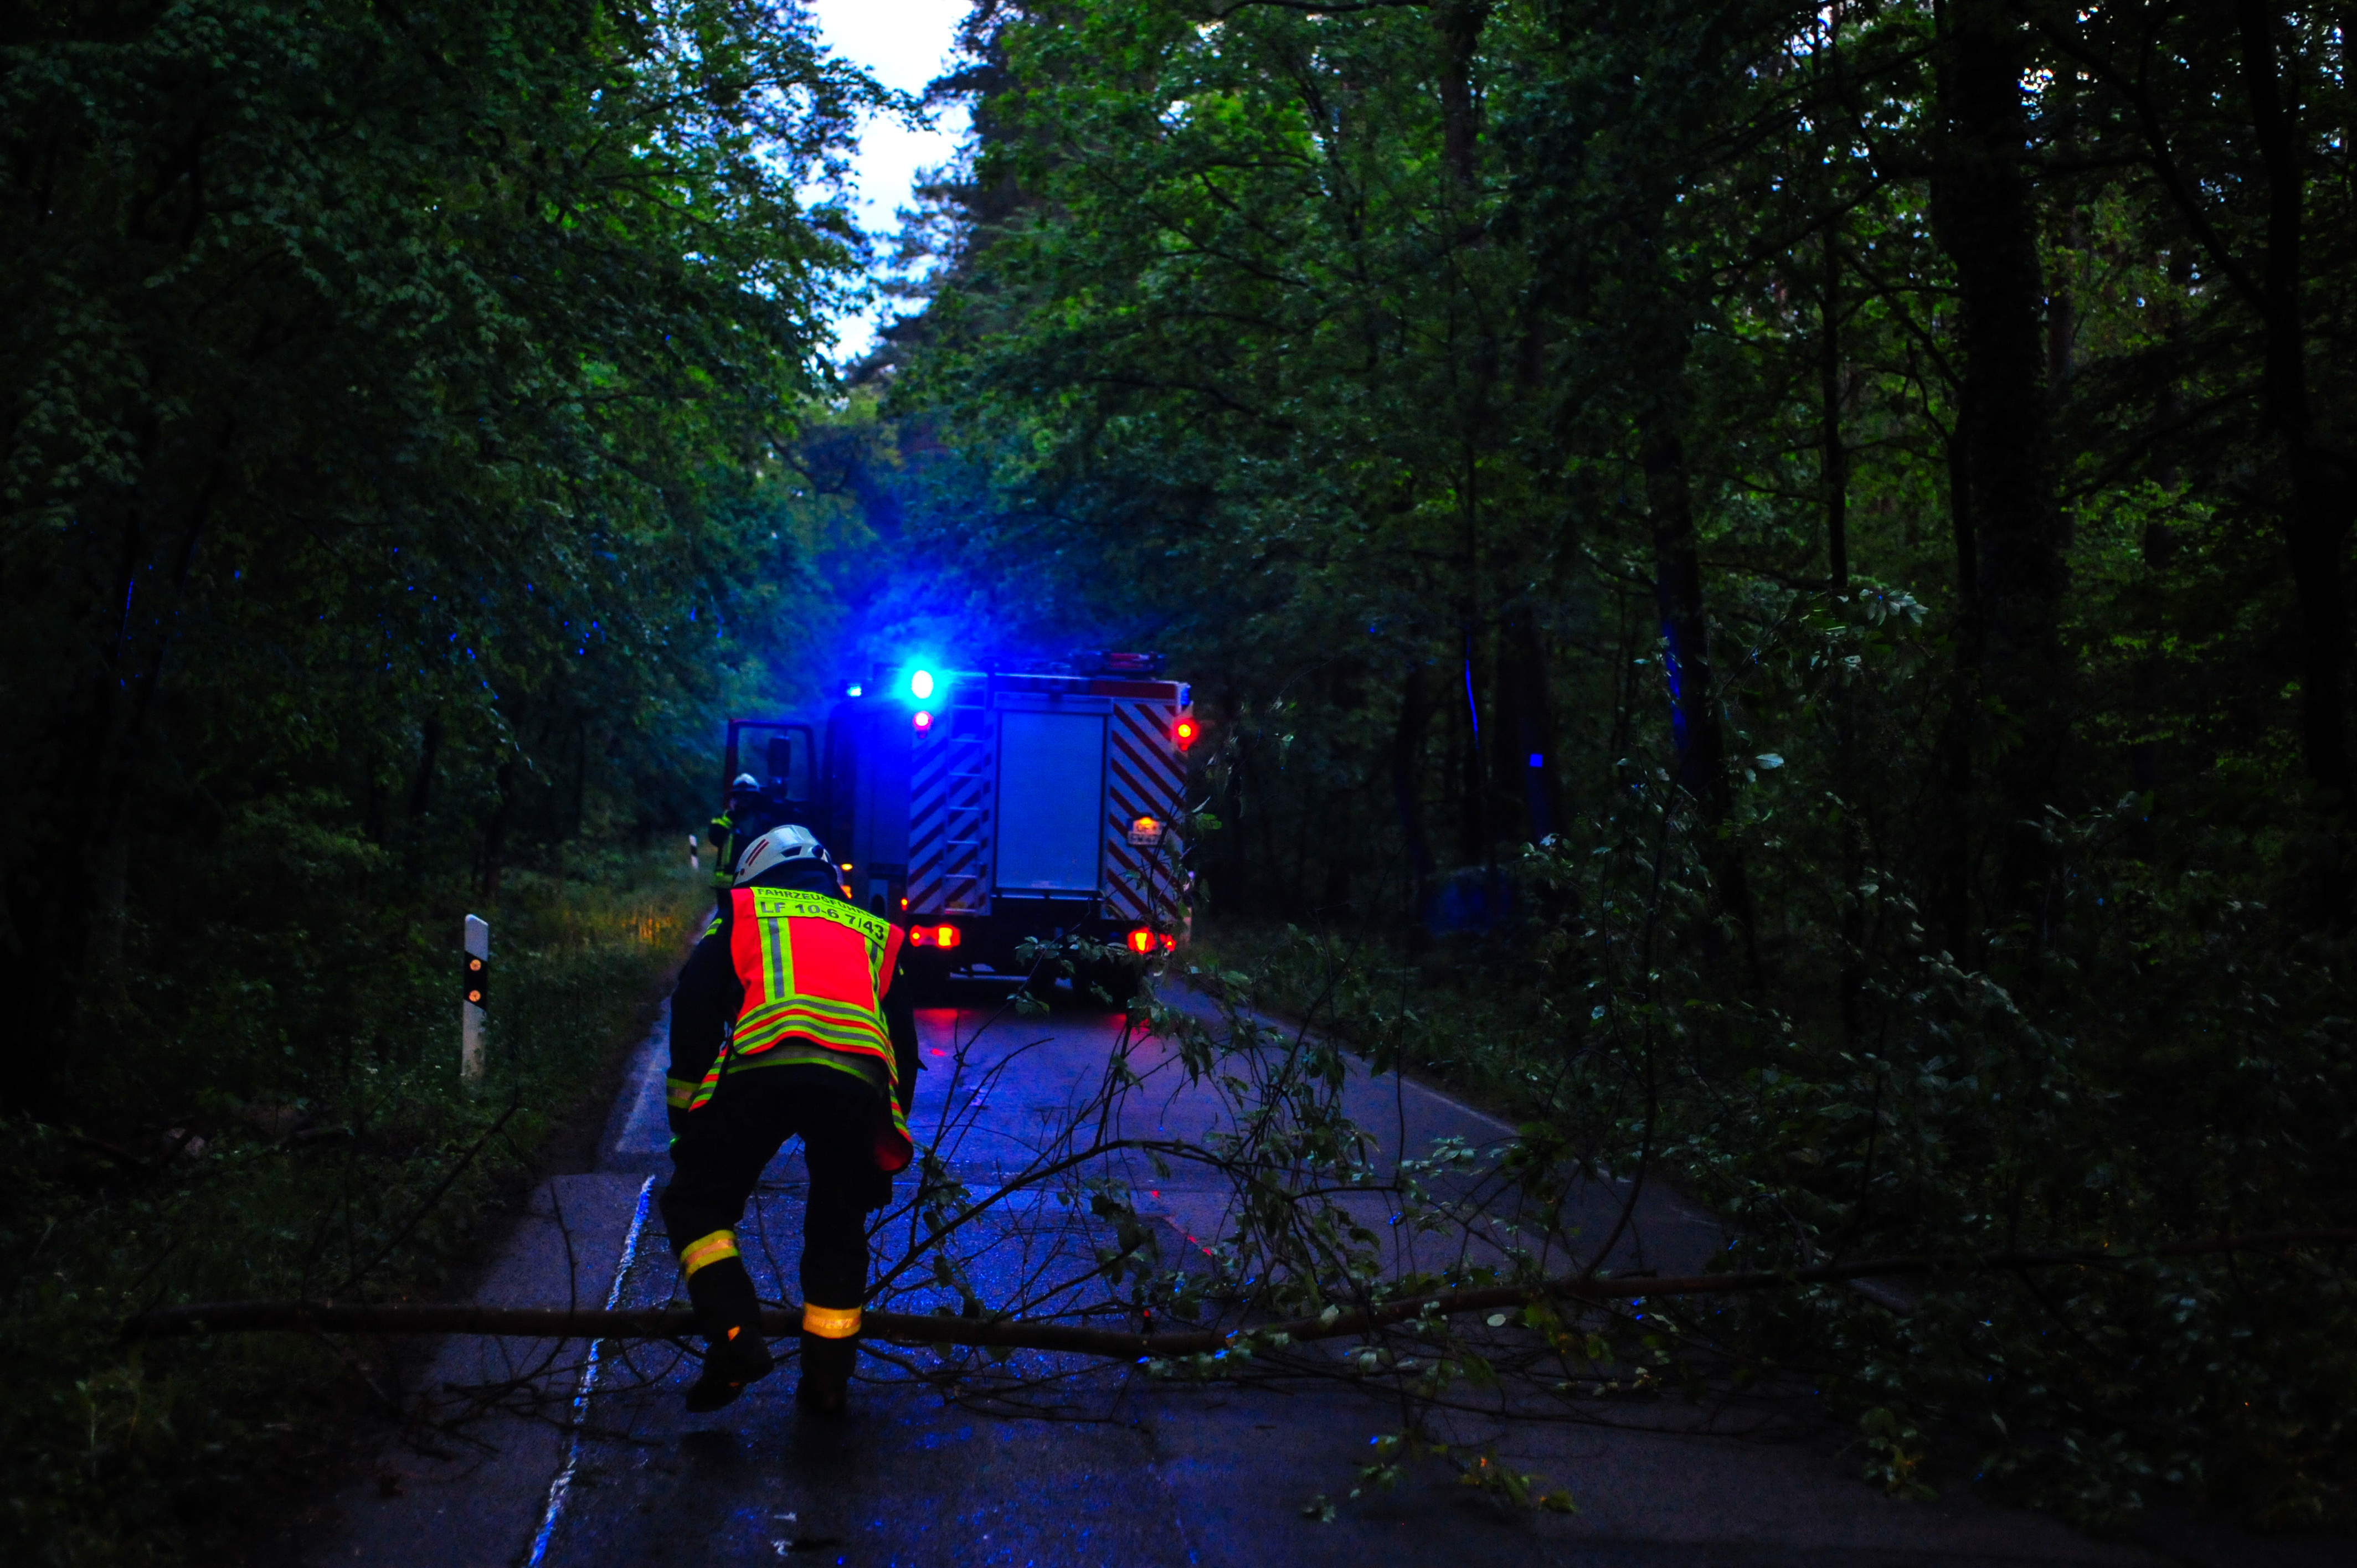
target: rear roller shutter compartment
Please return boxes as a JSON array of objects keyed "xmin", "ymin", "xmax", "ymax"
[{"xmin": 994, "ymin": 710, "xmax": 1108, "ymax": 893}]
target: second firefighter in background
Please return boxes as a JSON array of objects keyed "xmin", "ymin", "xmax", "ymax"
[
  {"xmin": 661, "ymin": 824, "xmax": 919, "ymax": 1415},
  {"xmin": 704, "ymin": 771, "xmax": 779, "ymax": 908}
]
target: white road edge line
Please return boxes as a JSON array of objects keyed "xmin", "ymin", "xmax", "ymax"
[
  {"xmin": 609, "ymin": 1002, "xmax": 674, "ymax": 1159},
  {"xmin": 527, "ymin": 1174, "xmax": 657, "ymax": 1568}
]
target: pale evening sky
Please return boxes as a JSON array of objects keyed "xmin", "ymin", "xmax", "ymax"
[{"xmin": 809, "ymin": 0, "xmax": 974, "ymax": 360}]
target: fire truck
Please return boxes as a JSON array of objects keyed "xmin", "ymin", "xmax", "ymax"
[{"xmin": 721, "ymin": 653, "xmax": 1198, "ymax": 992}]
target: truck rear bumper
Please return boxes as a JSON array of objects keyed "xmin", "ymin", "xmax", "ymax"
[{"xmin": 903, "ymin": 899, "xmax": 1146, "ymax": 978}]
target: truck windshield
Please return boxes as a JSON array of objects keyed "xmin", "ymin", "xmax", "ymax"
[{"xmin": 733, "ymin": 724, "xmax": 812, "ymax": 803}]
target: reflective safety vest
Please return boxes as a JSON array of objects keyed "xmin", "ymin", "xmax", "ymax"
[
  {"xmin": 688, "ymin": 885, "xmax": 912, "ymax": 1171},
  {"xmin": 707, "ymin": 813, "xmax": 738, "ymax": 890}
]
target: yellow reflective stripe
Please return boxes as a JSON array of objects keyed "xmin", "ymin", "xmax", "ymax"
[
  {"xmin": 702, "ymin": 915, "xmax": 721, "ymax": 939},
  {"xmin": 776, "ymin": 993, "xmax": 882, "ymax": 1027},
  {"xmin": 680, "ymin": 1230, "xmax": 739, "ymax": 1275},
  {"xmin": 733, "ymin": 1001, "xmax": 892, "ymax": 1059},
  {"xmin": 724, "ymin": 1046, "xmax": 883, "ymax": 1093},
  {"xmin": 664, "ymin": 1076, "xmax": 697, "ymax": 1108},
  {"xmin": 759, "ymin": 902, "xmax": 792, "ymax": 998},
  {"xmin": 802, "ymin": 1303, "xmax": 861, "ymax": 1339},
  {"xmin": 735, "ymin": 993, "xmax": 888, "ymax": 1035}
]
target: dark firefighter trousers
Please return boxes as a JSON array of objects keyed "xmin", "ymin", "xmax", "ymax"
[{"xmin": 660, "ymin": 1067, "xmax": 886, "ymax": 1339}]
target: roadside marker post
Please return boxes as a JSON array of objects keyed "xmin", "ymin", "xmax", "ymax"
[{"xmin": 462, "ymin": 914, "xmax": 490, "ymax": 1083}]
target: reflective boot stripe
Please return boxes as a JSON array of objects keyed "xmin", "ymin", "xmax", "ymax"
[
  {"xmin": 801, "ymin": 1303, "xmax": 862, "ymax": 1339},
  {"xmin": 664, "ymin": 1075, "xmax": 698, "ymax": 1109},
  {"xmin": 680, "ymin": 1229, "xmax": 740, "ymax": 1275}
]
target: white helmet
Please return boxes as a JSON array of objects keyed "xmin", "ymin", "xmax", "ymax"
[{"xmin": 733, "ymin": 824, "xmax": 833, "ymax": 885}]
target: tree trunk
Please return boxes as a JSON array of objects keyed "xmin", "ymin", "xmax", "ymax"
[
  {"xmin": 478, "ymin": 753, "xmax": 517, "ymax": 897},
  {"xmin": 409, "ymin": 712, "xmax": 444, "ymax": 821},
  {"xmin": 571, "ymin": 713, "xmax": 591, "ymax": 842},
  {"xmin": 1497, "ymin": 613, "xmax": 1562, "ymax": 844},
  {"xmin": 1431, "ymin": 0, "xmax": 1491, "ymax": 188},
  {"xmin": 1821, "ymin": 226, "xmax": 1850, "ymax": 596},
  {"xmin": 1639, "ymin": 403, "xmax": 1727, "ymax": 814},
  {"xmin": 1930, "ymin": 0, "xmax": 2067, "ymax": 946},
  {"xmin": 1821, "ymin": 223, "xmax": 1865, "ymax": 1040},
  {"xmin": 1392, "ymin": 667, "xmax": 1435, "ymax": 931},
  {"xmin": 1639, "ymin": 380, "xmax": 1761, "ymax": 982},
  {"xmin": 3, "ymin": 420, "xmax": 223, "ymax": 1111},
  {"xmin": 1459, "ymin": 627, "xmax": 1490, "ymax": 867},
  {"xmin": 2235, "ymin": 0, "xmax": 2356, "ymax": 915}
]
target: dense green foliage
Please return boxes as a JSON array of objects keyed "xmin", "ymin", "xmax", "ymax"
[
  {"xmin": 7, "ymin": 0, "xmax": 2356, "ymax": 1551},
  {"xmin": 1, "ymin": 2, "xmax": 883, "ymax": 1559},
  {"xmin": 3, "ymin": 0, "xmax": 877, "ymax": 1038},
  {"xmin": 858, "ymin": 0, "xmax": 2357, "ymax": 1528},
  {"xmin": 1, "ymin": 854, "xmax": 703, "ymax": 1562}
]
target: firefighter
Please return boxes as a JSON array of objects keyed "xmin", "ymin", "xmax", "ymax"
[
  {"xmin": 660, "ymin": 824, "xmax": 919, "ymax": 1416},
  {"xmin": 703, "ymin": 772, "xmax": 770, "ymax": 903}
]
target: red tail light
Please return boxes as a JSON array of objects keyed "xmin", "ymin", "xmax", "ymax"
[
  {"xmin": 1127, "ymin": 927, "xmax": 1156, "ymax": 955},
  {"xmin": 912, "ymin": 710, "xmax": 934, "ymax": 731},
  {"xmin": 1173, "ymin": 718, "xmax": 1198, "ymax": 749},
  {"xmin": 934, "ymin": 924, "xmax": 961, "ymax": 949}
]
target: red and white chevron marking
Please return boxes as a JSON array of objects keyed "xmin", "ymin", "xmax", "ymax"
[
  {"xmin": 907, "ymin": 699, "xmax": 990, "ymax": 915},
  {"xmin": 1104, "ymin": 697, "xmax": 1186, "ymax": 925}
]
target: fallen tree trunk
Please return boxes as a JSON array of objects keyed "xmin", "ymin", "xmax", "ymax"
[{"xmin": 121, "ymin": 1229, "xmax": 2355, "ymax": 1358}]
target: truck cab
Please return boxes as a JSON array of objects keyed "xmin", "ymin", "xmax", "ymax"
[{"xmin": 719, "ymin": 719, "xmax": 819, "ymax": 842}]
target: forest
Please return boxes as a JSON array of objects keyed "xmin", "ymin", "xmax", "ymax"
[{"xmin": 3, "ymin": 0, "xmax": 2354, "ymax": 1560}]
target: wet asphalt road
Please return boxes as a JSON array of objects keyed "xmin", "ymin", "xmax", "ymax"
[{"xmin": 287, "ymin": 981, "xmax": 2331, "ymax": 1567}]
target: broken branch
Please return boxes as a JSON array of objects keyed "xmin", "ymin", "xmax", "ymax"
[{"xmin": 121, "ymin": 1228, "xmax": 2356, "ymax": 1358}]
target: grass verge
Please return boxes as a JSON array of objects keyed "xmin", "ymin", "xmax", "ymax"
[{"xmin": 0, "ymin": 845, "xmax": 706, "ymax": 1566}]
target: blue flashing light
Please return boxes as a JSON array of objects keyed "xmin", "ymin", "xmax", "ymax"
[
  {"xmin": 909, "ymin": 668, "xmax": 935, "ymax": 700},
  {"xmin": 846, "ymin": 683, "xmax": 863, "ymax": 697},
  {"xmin": 1528, "ymin": 752, "xmax": 1545, "ymax": 768}
]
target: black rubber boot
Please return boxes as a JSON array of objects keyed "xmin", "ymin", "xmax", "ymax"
[
  {"xmin": 796, "ymin": 1332, "xmax": 856, "ymax": 1417},
  {"xmin": 682, "ymin": 1257, "xmax": 774, "ymax": 1414}
]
